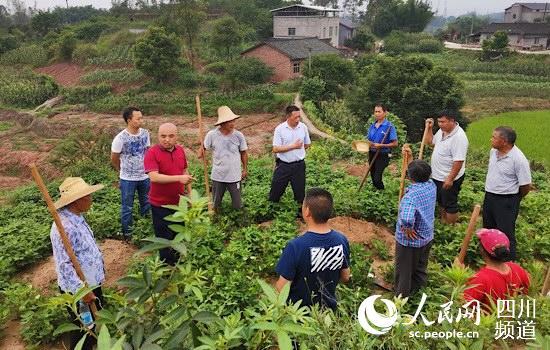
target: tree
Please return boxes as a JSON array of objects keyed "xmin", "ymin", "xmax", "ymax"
[
  {"xmin": 303, "ymin": 54, "xmax": 356, "ymax": 99},
  {"xmin": 134, "ymin": 26, "xmax": 182, "ymax": 82},
  {"xmin": 0, "ymin": 35, "xmax": 18, "ymax": 54},
  {"xmin": 344, "ymin": 26, "xmax": 375, "ymax": 51},
  {"xmin": 441, "ymin": 14, "xmax": 490, "ymax": 42},
  {"xmin": 223, "ymin": 57, "xmax": 273, "ymax": 89},
  {"xmin": 57, "ymin": 31, "xmax": 77, "ymax": 60},
  {"xmin": 210, "ymin": 16, "xmax": 243, "ymax": 60},
  {"xmin": 371, "ymin": 0, "xmax": 433, "ymax": 37},
  {"xmin": 300, "ymin": 77, "xmax": 326, "ymax": 103},
  {"xmin": 346, "ymin": 55, "xmax": 465, "ymax": 141},
  {"xmin": 31, "ymin": 11, "xmax": 62, "ymax": 37},
  {"xmin": 482, "ymin": 31, "xmax": 509, "ymax": 60},
  {"xmin": 158, "ymin": 0, "xmax": 206, "ymax": 66}
]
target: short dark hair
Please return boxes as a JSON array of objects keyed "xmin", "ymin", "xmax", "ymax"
[
  {"xmin": 407, "ymin": 160, "xmax": 432, "ymax": 183},
  {"xmin": 437, "ymin": 110, "xmax": 457, "ymax": 121},
  {"xmin": 304, "ymin": 187, "xmax": 333, "ymax": 224},
  {"xmin": 494, "ymin": 126, "xmax": 517, "ymax": 145},
  {"xmin": 480, "ymin": 244, "xmax": 511, "ymax": 263},
  {"xmin": 374, "ymin": 103, "xmax": 387, "ymax": 112},
  {"xmin": 122, "ymin": 107, "xmax": 141, "ymax": 124},
  {"xmin": 285, "ymin": 105, "xmax": 300, "ymax": 116}
]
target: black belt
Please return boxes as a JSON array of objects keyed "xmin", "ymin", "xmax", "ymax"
[{"xmin": 276, "ymin": 158, "xmax": 304, "ymax": 165}]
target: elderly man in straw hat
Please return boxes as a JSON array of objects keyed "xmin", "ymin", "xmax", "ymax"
[
  {"xmin": 202, "ymin": 106, "xmax": 248, "ymax": 211},
  {"xmin": 50, "ymin": 177, "xmax": 105, "ymax": 350}
]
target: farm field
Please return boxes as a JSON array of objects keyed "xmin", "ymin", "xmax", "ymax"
[
  {"xmin": 0, "ymin": 4, "xmax": 550, "ymax": 350},
  {"xmin": 467, "ymin": 110, "xmax": 550, "ymax": 167}
]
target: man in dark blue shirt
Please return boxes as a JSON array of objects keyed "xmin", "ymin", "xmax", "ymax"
[
  {"xmin": 366, "ymin": 104, "xmax": 398, "ymax": 190},
  {"xmin": 275, "ymin": 188, "xmax": 351, "ymax": 310}
]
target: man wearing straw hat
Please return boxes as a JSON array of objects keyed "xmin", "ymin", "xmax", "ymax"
[
  {"xmin": 144, "ymin": 123, "xmax": 193, "ymax": 266},
  {"xmin": 50, "ymin": 177, "xmax": 106, "ymax": 350},
  {"xmin": 202, "ymin": 106, "xmax": 248, "ymax": 212}
]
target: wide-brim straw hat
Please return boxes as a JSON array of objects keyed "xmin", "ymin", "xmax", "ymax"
[
  {"xmin": 215, "ymin": 106, "xmax": 240, "ymax": 126},
  {"xmin": 54, "ymin": 177, "xmax": 104, "ymax": 209},
  {"xmin": 352, "ymin": 140, "xmax": 371, "ymax": 153}
]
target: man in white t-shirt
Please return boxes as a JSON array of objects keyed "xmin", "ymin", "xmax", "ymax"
[
  {"xmin": 425, "ymin": 111, "xmax": 469, "ymax": 224},
  {"xmin": 111, "ymin": 107, "xmax": 151, "ymax": 240}
]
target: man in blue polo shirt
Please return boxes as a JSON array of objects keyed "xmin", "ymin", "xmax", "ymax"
[
  {"xmin": 275, "ymin": 188, "xmax": 351, "ymax": 310},
  {"xmin": 366, "ymin": 104, "xmax": 398, "ymax": 190}
]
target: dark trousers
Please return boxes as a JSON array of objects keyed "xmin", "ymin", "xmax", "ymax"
[
  {"xmin": 394, "ymin": 242, "xmax": 432, "ymax": 297},
  {"xmin": 151, "ymin": 205, "xmax": 178, "ymax": 265},
  {"xmin": 482, "ymin": 192, "xmax": 521, "ymax": 261},
  {"xmin": 369, "ymin": 151, "xmax": 390, "ymax": 190},
  {"xmin": 212, "ymin": 180, "xmax": 242, "ymax": 209},
  {"xmin": 63, "ymin": 286, "xmax": 104, "ymax": 350},
  {"xmin": 269, "ymin": 159, "xmax": 306, "ymax": 204}
]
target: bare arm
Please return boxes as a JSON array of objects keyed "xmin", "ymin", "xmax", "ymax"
[
  {"xmin": 519, "ymin": 184, "xmax": 533, "ymax": 199},
  {"xmin": 340, "ymin": 268, "xmax": 351, "ymax": 283},
  {"xmin": 275, "ymin": 276, "xmax": 290, "ymax": 292},
  {"xmin": 424, "ymin": 119, "xmax": 434, "ymax": 146},
  {"xmin": 272, "ymin": 141, "xmax": 301, "ymax": 154},
  {"xmin": 240, "ymin": 150, "xmax": 248, "ymax": 177},
  {"xmin": 148, "ymin": 171, "xmax": 192, "ymax": 184},
  {"xmin": 110, "ymin": 152, "xmax": 121, "ymax": 172},
  {"xmin": 447, "ymin": 161, "xmax": 464, "ymax": 182},
  {"xmin": 184, "ymin": 168, "xmax": 192, "ymax": 194}
]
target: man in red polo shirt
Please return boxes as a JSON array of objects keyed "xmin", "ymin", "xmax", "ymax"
[{"xmin": 144, "ymin": 123, "xmax": 193, "ymax": 265}]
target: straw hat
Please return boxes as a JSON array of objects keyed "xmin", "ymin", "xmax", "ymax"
[
  {"xmin": 352, "ymin": 140, "xmax": 371, "ymax": 153},
  {"xmin": 54, "ymin": 177, "xmax": 104, "ymax": 209},
  {"xmin": 215, "ymin": 106, "xmax": 240, "ymax": 126}
]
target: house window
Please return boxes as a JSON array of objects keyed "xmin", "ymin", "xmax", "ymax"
[
  {"xmin": 288, "ymin": 28, "xmax": 296, "ymax": 36},
  {"xmin": 535, "ymin": 37, "xmax": 540, "ymax": 44},
  {"xmin": 329, "ymin": 26, "xmax": 333, "ymax": 37},
  {"xmin": 513, "ymin": 14, "xmax": 517, "ymax": 19},
  {"xmin": 323, "ymin": 27, "xmax": 326, "ymax": 38},
  {"xmin": 293, "ymin": 62, "xmax": 300, "ymax": 73}
]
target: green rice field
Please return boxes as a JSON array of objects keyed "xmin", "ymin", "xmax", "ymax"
[{"xmin": 467, "ymin": 110, "xmax": 550, "ymax": 167}]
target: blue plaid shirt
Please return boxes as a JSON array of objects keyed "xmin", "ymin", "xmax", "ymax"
[{"xmin": 395, "ymin": 180, "xmax": 436, "ymax": 248}]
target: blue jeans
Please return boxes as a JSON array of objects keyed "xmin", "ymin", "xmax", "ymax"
[{"xmin": 120, "ymin": 178, "xmax": 151, "ymax": 236}]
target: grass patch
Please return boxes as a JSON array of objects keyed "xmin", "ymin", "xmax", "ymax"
[
  {"xmin": 467, "ymin": 110, "xmax": 550, "ymax": 167},
  {"xmin": 0, "ymin": 121, "xmax": 14, "ymax": 132}
]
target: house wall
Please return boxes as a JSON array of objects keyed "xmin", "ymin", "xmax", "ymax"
[
  {"xmin": 481, "ymin": 33, "xmax": 550, "ymax": 50},
  {"xmin": 242, "ymin": 45, "xmax": 301, "ymax": 82},
  {"xmin": 273, "ymin": 16, "xmax": 340, "ymax": 46},
  {"xmin": 339, "ymin": 25, "xmax": 354, "ymax": 46},
  {"xmin": 505, "ymin": 4, "xmax": 549, "ymax": 23}
]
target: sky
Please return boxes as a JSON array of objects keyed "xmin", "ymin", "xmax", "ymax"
[{"xmin": 4, "ymin": 0, "xmax": 527, "ymax": 16}]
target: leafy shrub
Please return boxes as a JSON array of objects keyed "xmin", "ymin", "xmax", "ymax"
[
  {"xmin": 72, "ymin": 43, "xmax": 100, "ymax": 64},
  {"xmin": 72, "ymin": 19, "xmax": 112, "ymax": 41},
  {"xmin": 481, "ymin": 30, "xmax": 509, "ymax": 60},
  {"xmin": 344, "ymin": 26, "xmax": 375, "ymax": 51},
  {"xmin": 62, "ymin": 84, "xmax": 112, "ymax": 104},
  {"xmin": 0, "ymin": 35, "xmax": 18, "ymax": 55},
  {"xmin": 223, "ymin": 57, "xmax": 273, "ymax": 89},
  {"xmin": 0, "ymin": 71, "xmax": 59, "ymax": 107},
  {"xmin": 57, "ymin": 32, "xmax": 77, "ymax": 61},
  {"xmin": 0, "ymin": 44, "xmax": 49, "ymax": 67},
  {"xmin": 300, "ymin": 76, "xmax": 326, "ymax": 103},
  {"xmin": 346, "ymin": 55, "xmax": 464, "ymax": 141},
  {"xmin": 133, "ymin": 26, "xmax": 182, "ymax": 82},
  {"xmin": 203, "ymin": 61, "xmax": 227, "ymax": 74},
  {"xmin": 303, "ymin": 54, "xmax": 356, "ymax": 99},
  {"xmin": 383, "ymin": 31, "xmax": 443, "ymax": 55}
]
